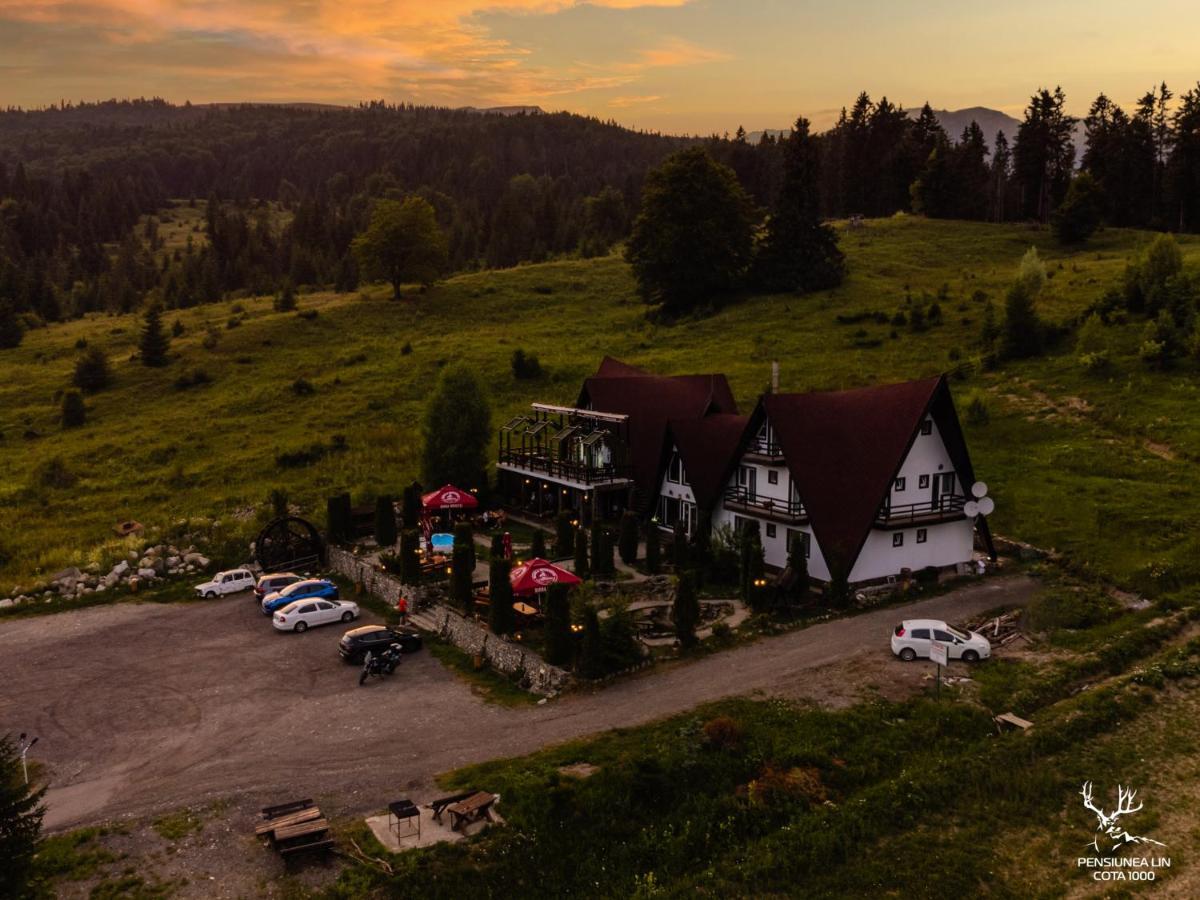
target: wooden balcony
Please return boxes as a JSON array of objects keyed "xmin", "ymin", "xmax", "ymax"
[
  {"xmin": 498, "ymin": 449, "xmax": 633, "ymax": 487},
  {"xmin": 723, "ymin": 486, "xmax": 807, "ymax": 523},
  {"xmin": 876, "ymin": 494, "xmax": 966, "ymax": 527},
  {"xmin": 744, "ymin": 436, "xmax": 785, "ymax": 462}
]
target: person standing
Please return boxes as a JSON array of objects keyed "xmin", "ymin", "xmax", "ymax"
[{"xmin": 396, "ymin": 595, "xmax": 409, "ymax": 625}]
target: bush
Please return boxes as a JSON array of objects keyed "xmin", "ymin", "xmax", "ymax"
[
  {"xmin": 173, "ymin": 369, "xmax": 211, "ymax": 390},
  {"xmin": 201, "ymin": 327, "xmax": 220, "ymax": 350},
  {"xmin": 33, "ymin": 456, "xmax": 78, "ymax": 489},
  {"xmin": 702, "ymin": 715, "xmax": 744, "ymax": 750},
  {"xmin": 73, "ymin": 346, "xmax": 112, "ymax": 393},
  {"xmin": 274, "ymin": 281, "xmax": 297, "ymax": 312},
  {"xmin": 59, "ymin": 390, "xmax": 86, "ymax": 428},
  {"xmin": 511, "ymin": 348, "xmax": 543, "ymax": 379},
  {"xmin": 578, "ymin": 605, "xmax": 604, "ymax": 678},
  {"xmin": 297, "ymin": 309, "xmax": 319, "ymax": 320},
  {"xmin": 673, "ymin": 572, "xmax": 700, "ymax": 648},
  {"xmin": 964, "ymin": 393, "xmax": 990, "ymax": 426},
  {"xmin": 291, "ymin": 377, "xmax": 315, "ymax": 396},
  {"xmin": 171, "ymin": 319, "xmax": 185, "ymax": 337},
  {"xmin": 0, "ymin": 299, "xmax": 25, "ymax": 349}
]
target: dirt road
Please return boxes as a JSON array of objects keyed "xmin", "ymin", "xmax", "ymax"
[{"xmin": 0, "ymin": 576, "xmax": 1033, "ymax": 831}]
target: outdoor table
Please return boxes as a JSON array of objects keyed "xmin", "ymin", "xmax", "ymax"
[{"xmin": 513, "ymin": 602, "xmax": 537, "ymax": 616}]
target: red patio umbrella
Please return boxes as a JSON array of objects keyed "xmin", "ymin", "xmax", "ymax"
[
  {"xmin": 509, "ymin": 558, "xmax": 582, "ymax": 596},
  {"xmin": 421, "ymin": 484, "xmax": 479, "ymax": 510}
]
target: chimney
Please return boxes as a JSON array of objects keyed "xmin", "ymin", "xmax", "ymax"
[{"xmin": 771, "ymin": 361, "xmax": 780, "ymax": 394}]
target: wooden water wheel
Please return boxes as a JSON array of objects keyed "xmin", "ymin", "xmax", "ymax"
[{"xmin": 254, "ymin": 516, "xmax": 325, "ymax": 573}]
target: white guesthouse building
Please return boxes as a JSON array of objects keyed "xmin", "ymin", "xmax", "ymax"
[{"xmin": 656, "ymin": 375, "xmax": 993, "ymax": 586}]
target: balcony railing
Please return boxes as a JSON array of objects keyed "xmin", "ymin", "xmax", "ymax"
[
  {"xmin": 877, "ymin": 494, "xmax": 966, "ymax": 526},
  {"xmin": 723, "ymin": 486, "xmax": 807, "ymax": 522},
  {"xmin": 498, "ymin": 449, "xmax": 632, "ymax": 486},
  {"xmin": 745, "ymin": 436, "xmax": 784, "ymax": 460}
]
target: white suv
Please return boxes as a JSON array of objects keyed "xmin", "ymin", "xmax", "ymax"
[
  {"xmin": 195, "ymin": 569, "xmax": 256, "ymax": 598},
  {"xmin": 891, "ymin": 619, "xmax": 991, "ymax": 663}
]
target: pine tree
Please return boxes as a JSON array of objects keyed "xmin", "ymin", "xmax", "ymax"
[
  {"xmin": 1000, "ymin": 281, "xmax": 1043, "ymax": 359},
  {"xmin": 754, "ymin": 117, "xmax": 845, "ymax": 293},
  {"xmin": 401, "ymin": 481, "xmax": 422, "ymax": 528},
  {"xmin": 421, "ymin": 365, "xmax": 491, "ymax": 490},
  {"xmin": 374, "ymin": 495, "xmax": 397, "ymax": 549},
  {"xmin": 530, "ymin": 529, "xmax": 547, "ymax": 560},
  {"xmin": 0, "ymin": 734, "xmax": 45, "ymax": 899},
  {"xmin": 645, "ymin": 524, "xmax": 662, "ymax": 574},
  {"xmin": 61, "ymin": 390, "xmax": 86, "ymax": 428},
  {"xmin": 673, "ymin": 571, "xmax": 700, "ymax": 649},
  {"xmin": 0, "ymin": 298, "xmax": 24, "ymax": 350},
  {"xmin": 574, "ymin": 528, "xmax": 589, "ymax": 579},
  {"xmin": 543, "ymin": 583, "xmax": 573, "ymax": 667},
  {"xmin": 617, "ymin": 510, "xmax": 639, "ymax": 566},
  {"xmin": 1052, "ymin": 173, "xmax": 1104, "ymax": 244},
  {"xmin": 788, "ymin": 539, "xmax": 810, "ymax": 602},
  {"xmin": 139, "ymin": 303, "xmax": 170, "ymax": 367},
  {"xmin": 488, "ymin": 554, "xmax": 514, "ymax": 636}
]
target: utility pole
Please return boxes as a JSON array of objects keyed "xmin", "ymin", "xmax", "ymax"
[{"xmin": 17, "ymin": 733, "xmax": 38, "ymax": 784}]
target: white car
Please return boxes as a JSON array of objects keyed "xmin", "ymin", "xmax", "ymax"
[
  {"xmin": 272, "ymin": 598, "xmax": 359, "ymax": 633},
  {"xmin": 195, "ymin": 569, "xmax": 256, "ymax": 598},
  {"xmin": 891, "ymin": 618, "xmax": 991, "ymax": 663}
]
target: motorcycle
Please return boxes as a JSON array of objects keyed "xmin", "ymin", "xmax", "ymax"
[{"xmin": 359, "ymin": 643, "xmax": 403, "ymax": 686}]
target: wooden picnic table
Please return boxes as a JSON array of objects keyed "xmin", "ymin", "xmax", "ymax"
[
  {"xmin": 273, "ymin": 818, "xmax": 329, "ymax": 843},
  {"xmin": 254, "ymin": 806, "xmax": 321, "ymax": 836},
  {"xmin": 446, "ymin": 791, "xmax": 498, "ymax": 832}
]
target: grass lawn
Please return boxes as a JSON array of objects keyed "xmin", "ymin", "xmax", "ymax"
[{"xmin": 3, "ymin": 216, "xmax": 1200, "ymax": 596}]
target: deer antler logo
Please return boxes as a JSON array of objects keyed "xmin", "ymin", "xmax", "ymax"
[{"xmin": 1080, "ymin": 782, "xmax": 1167, "ymax": 853}]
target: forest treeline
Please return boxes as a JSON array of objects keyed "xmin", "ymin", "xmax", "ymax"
[{"xmin": 1, "ymin": 85, "xmax": 1198, "ymax": 324}]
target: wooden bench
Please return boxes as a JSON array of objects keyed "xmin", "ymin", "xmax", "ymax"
[
  {"xmin": 261, "ymin": 798, "xmax": 314, "ymax": 820},
  {"xmin": 428, "ymin": 791, "xmax": 476, "ymax": 824},
  {"xmin": 446, "ymin": 791, "xmax": 499, "ymax": 832},
  {"xmin": 254, "ymin": 806, "xmax": 321, "ymax": 837},
  {"xmin": 995, "ymin": 712, "xmax": 1034, "ymax": 732}
]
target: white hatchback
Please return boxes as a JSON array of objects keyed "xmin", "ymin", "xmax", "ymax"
[
  {"xmin": 891, "ymin": 618, "xmax": 991, "ymax": 663},
  {"xmin": 272, "ymin": 598, "xmax": 359, "ymax": 633},
  {"xmin": 195, "ymin": 569, "xmax": 256, "ymax": 598}
]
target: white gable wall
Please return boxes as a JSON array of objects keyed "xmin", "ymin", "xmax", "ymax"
[
  {"xmin": 888, "ymin": 417, "xmax": 958, "ymax": 509},
  {"xmin": 656, "ymin": 444, "xmax": 697, "ymax": 533},
  {"xmin": 849, "ymin": 520, "xmax": 974, "ymax": 583}
]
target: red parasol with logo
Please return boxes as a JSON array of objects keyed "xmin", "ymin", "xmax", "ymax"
[
  {"xmin": 421, "ymin": 484, "xmax": 479, "ymax": 510},
  {"xmin": 509, "ymin": 558, "xmax": 581, "ymax": 596}
]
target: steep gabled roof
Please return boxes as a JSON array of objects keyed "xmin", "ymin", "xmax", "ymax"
[
  {"xmin": 761, "ymin": 376, "xmax": 960, "ymax": 578},
  {"xmin": 577, "ymin": 359, "xmax": 740, "ymax": 494},
  {"xmin": 665, "ymin": 414, "xmax": 751, "ymax": 509}
]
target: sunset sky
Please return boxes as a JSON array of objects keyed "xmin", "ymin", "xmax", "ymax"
[{"xmin": 3, "ymin": 0, "xmax": 1198, "ymax": 134}]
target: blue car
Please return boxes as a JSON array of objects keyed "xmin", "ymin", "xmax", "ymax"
[{"xmin": 261, "ymin": 578, "xmax": 339, "ymax": 614}]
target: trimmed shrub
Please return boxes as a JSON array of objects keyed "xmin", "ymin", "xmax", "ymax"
[
  {"xmin": 618, "ymin": 510, "xmax": 639, "ymax": 565},
  {"xmin": 574, "ymin": 528, "xmax": 590, "ymax": 579},
  {"xmin": 544, "ymin": 583, "xmax": 573, "ymax": 666},
  {"xmin": 375, "ymin": 495, "xmax": 397, "ymax": 548},
  {"xmin": 673, "ymin": 572, "xmax": 700, "ymax": 649},
  {"xmin": 645, "ymin": 525, "xmax": 662, "ymax": 574}
]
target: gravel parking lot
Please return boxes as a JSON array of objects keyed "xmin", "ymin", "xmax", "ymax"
[{"xmin": 0, "ymin": 575, "xmax": 1035, "ymax": 832}]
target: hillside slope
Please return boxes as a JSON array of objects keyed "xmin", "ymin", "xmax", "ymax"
[{"xmin": 2, "ymin": 216, "xmax": 1200, "ymax": 591}]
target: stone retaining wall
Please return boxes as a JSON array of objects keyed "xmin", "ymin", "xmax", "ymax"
[{"xmin": 327, "ymin": 547, "xmax": 570, "ymax": 696}]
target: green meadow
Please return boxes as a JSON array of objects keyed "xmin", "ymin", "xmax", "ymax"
[{"xmin": 3, "ymin": 215, "xmax": 1200, "ymax": 593}]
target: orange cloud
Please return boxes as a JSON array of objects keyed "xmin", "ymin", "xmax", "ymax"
[
  {"xmin": 0, "ymin": 0, "xmax": 713, "ymax": 106},
  {"xmin": 609, "ymin": 94, "xmax": 663, "ymax": 107}
]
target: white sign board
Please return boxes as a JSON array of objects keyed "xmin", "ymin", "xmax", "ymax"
[{"xmin": 929, "ymin": 640, "xmax": 949, "ymax": 667}]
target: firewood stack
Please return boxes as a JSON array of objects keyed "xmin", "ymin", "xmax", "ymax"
[{"xmin": 960, "ymin": 611, "xmax": 1028, "ymax": 647}]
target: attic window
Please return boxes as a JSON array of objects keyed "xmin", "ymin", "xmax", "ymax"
[
  {"xmin": 894, "ymin": 477, "xmax": 906, "ymax": 492},
  {"xmin": 668, "ymin": 454, "xmax": 683, "ymax": 484},
  {"xmin": 921, "ymin": 419, "xmax": 933, "ymax": 436}
]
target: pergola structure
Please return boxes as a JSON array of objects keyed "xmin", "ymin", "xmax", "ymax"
[{"xmin": 497, "ymin": 403, "xmax": 635, "ymax": 524}]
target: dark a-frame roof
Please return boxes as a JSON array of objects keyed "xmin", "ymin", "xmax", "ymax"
[
  {"xmin": 663, "ymin": 414, "xmax": 751, "ymax": 510},
  {"xmin": 577, "ymin": 358, "xmax": 740, "ymax": 495},
  {"xmin": 757, "ymin": 375, "xmax": 985, "ymax": 578}
]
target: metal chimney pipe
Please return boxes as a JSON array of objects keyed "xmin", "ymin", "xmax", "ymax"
[{"xmin": 771, "ymin": 361, "xmax": 779, "ymax": 394}]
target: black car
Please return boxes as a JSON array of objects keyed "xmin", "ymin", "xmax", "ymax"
[{"xmin": 338, "ymin": 624, "xmax": 423, "ymax": 663}]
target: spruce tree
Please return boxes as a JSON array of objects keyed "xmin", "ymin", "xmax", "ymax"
[
  {"xmin": 617, "ymin": 510, "xmax": 639, "ymax": 565},
  {"xmin": 673, "ymin": 571, "xmax": 700, "ymax": 649},
  {"xmin": 421, "ymin": 365, "xmax": 491, "ymax": 490},
  {"xmin": 139, "ymin": 303, "xmax": 170, "ymax": 367},
  {"xmin": 0, "ymin": 735, "xmax": 45, "ymax": 899},
  {"xmin": 645, "ymin": 524, "xmax": 662, "ymax": 574},
  {"xmin": 61, "ymin": 390, "xmax": 86, "ymax": 428},
  {"xmin": 488, "ymin": 554, "xmax": 514, "ymax": 636},
  {"xmin": 754, "ymin": 117, "xmax": 845, "ymax": 293},
  {"xmin": 543, "ymin": 583, "xmax": 573, "ymax": 667},
  {"xmin": 1000, "ymin": 281, "xmax": 1043, "ymax": 359},
  {"xmin": 740, "ymin": 529, "xmax": 767, "ymax": 611},
  {"xmin": 274, "ymin": 280, "xmax": 297, "ymax": 312},
  {"xmin": 73, "ymin": 346, "xmax": 112, "ymax": 393},
  {"xmin": 574, "ymin": 528, "xmax": 590, "ymax": 579},
  {"xmin": 788, "ymin": 539, "xmax": 811, "ymax": 603},
  {"xmin": 374, "ymin": 495, "xmax": 397, "ymax": 549},
  {"xmin": 530, "ymin": 529, "xmax": 547, "ymax": 560},
  {"xmin": 401, "ymin": 481, "xmax": 422, "ymax": 528},
  {"xmin": 0, "ymin": 298, "xmax": 23, "ymax": 350}
]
